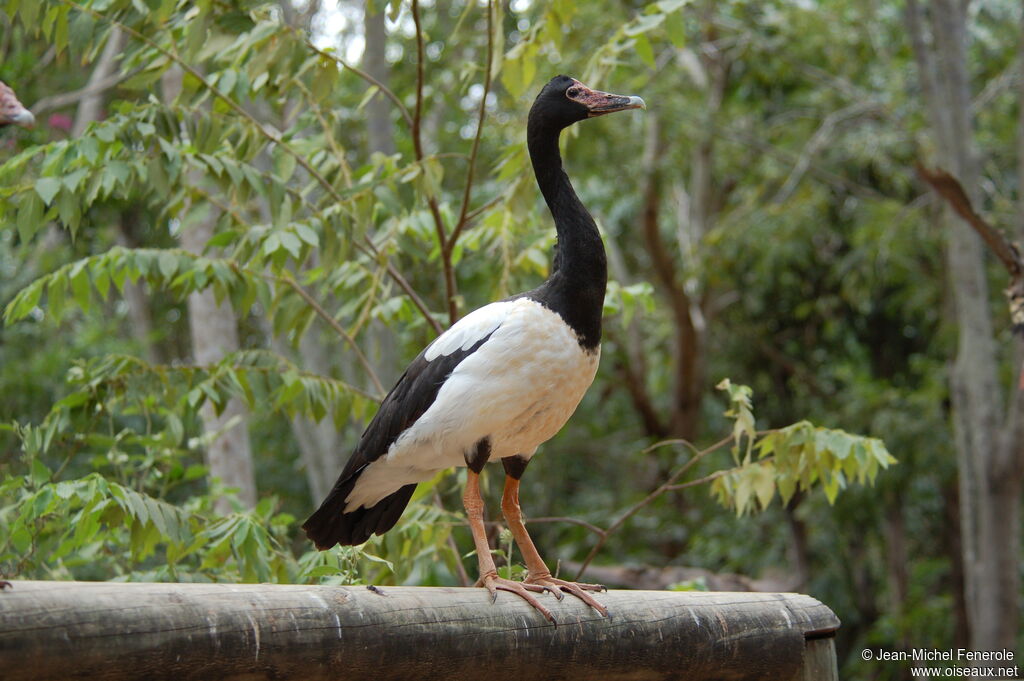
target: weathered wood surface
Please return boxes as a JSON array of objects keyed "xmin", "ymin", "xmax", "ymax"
[
  {"xmin": 795, "ymin": 637, "xmax": 839, "ymax": 681},
  {"xmin": 0, "ymin": 581, "xmax": 839, "ymax": 681}
]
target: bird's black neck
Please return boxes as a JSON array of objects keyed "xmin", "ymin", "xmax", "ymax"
[{"xmin": 525, "ymin": 121, "xmax": 607, "ymax": 351}]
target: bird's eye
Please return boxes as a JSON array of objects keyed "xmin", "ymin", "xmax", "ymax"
[{"xmin": 566, "ymin": 87, "xmax": 580, "ymax": 98}]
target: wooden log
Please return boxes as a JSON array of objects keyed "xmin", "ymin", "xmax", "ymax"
[{"xmin": 0, "ymin": 581, "xmax": 839, "ymax": 681}]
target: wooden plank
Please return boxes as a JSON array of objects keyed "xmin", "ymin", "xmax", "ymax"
[
  {"xmin": 0, "ymin": 581, "xmax": 839, "ymax": 681},
  {"xmin": 795, "ymin": 637, "xmax": 839, "ymax": 681}
]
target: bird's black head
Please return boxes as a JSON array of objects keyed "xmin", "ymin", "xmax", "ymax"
[{"xmin": 528, "ymin": 75, "xmax": 644, "ymax": 132}]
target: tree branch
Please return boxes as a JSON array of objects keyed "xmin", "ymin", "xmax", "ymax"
[
  {"xmin": 611, "ymin": 350, "xmax": 667, "ymax": 438},
  {"xmin": 915, "ymin": 165, "xmax": 1022, "ymax": 276},
  {"xmin": 411, "ymin": 0, "xmax": 457, "ymax": 324},
  {"xmin": 278, "ymin": 273, "xmax": 386, "ymax": 396},
  {"xmin": 303, "ymin": 39, "xmax": 413, "ymax": 129},
  {"xmin": 31, "ymin": 70, "xmax": 134, "ymax": 116},
  {"xmin": 772, "ymin": 101, "xmax": 884, "ymax": 204},
  {"xmin": 574, "ymin": 435, "xmax": 735, "ymax": 579},
  {"xmin": 448, "ymin": 0, "xmax": 495, "ymax": 256},
  {"xmin": 915, "ymin": 163, "xmax": 1024, "ymax": 331},
  {"xmin": 62, "ymin": 1, "xmax": 443, "ymax": 337},
  {"xmin": 640, "ymin": 116, "xmax": 690, "ymax": 328},
  {"xmin": 361, "ymin": 236, "xmax": 445, "ymax": 336}
]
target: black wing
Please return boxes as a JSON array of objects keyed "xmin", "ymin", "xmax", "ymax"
[{"xmin": 302, "ymin": 331, "xmax": 495, "ymax": 548}]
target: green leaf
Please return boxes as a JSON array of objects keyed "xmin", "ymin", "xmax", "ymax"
[
  {"xmin": 31, "ymin": 457, "xmax": 53, "ymax": 485},
  {"xmin": 274, "ymin": 151, "xmax": 297, "ymax": 183},
  {"xmin": 665, "ymin": 10, "xmax": 687, "ymax": 48},
  {"xmin": 294, "ymin": 223, "xmax": 319, "ymax": 248},
  {"xmin": 635, "ymin": 34, "xmax": 656, "ymax": 68},
  {"xmin": 158, "ymin": 252, "xmax": 179, "ymax": 280},
  {"xmin": 69, "ymin": 262, "xmax": 92, "ymax": 311},
  {"xmin": 5, "ymin": 280, "xmax": 44, "ymax": 323},
  {"xmin": 48, "ymin": 271, "xmax": 68, "ymax": 321},
  {"xmin": 279, "ymin": 231, "xmax": 302, "ymax": 259},
  {"xmin": 17, "ymin": 192, "xmax": 45, "ymax": 243},
  {"xmin": 624, "ymin": 12, "xmax": 666, "ymax": 37},
  {"xmin": 753, "ymin": 462, "xmax": 776, "ymax": 510},
  {"xmin": 35, "ymin": 177, "xmax": 62, "ymax": 206}
]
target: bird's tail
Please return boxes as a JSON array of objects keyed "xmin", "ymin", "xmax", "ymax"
[{"xmin": 302, "ymin": 473, "xmax": 417, "ymax": 549}]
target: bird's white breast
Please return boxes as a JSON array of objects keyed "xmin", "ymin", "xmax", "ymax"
[{"xmin": 345, "ymin": 298, "xmax": 600, "ymax": 510}]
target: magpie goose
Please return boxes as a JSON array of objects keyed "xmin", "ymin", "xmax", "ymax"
[{"xmin": 303, "ymin": 75, "xmax": 644, "ymax": 622}]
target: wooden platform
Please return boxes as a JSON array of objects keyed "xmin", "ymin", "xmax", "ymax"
[{"xmin": 0, "ymin": 580, "xmax": 839, "ymax": 680}]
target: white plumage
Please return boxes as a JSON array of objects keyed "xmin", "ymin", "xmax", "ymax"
[{"xmin": 344, "ymin": 298, "xmax": 600, "ymax": 511}]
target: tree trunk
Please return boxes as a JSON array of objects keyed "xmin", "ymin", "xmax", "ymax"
[
  {"xmin": 622, "ymin": 7, "xmax": 730, "ymax": 443},
  {"xmin": 883, "ymin": 496, "xmax": 910, "ymax": 673},
  {"xmin": 670, "ymin": 7, "xmax": 729, "ymax": 439},
  {"xmin": 275, "ymin": 1, "xmax": 404, "ymax": 502},
  {"xmin": 68, "ymin": 29, "xmax": 161, "ymax": 366},
  {"xmin": 270, "ymin": 324, "xmax": 342, "ymax": 503},
  {"xmin": 180, "ymin": 206, "xmax": 257, "ymax": 513},
  {"xmin": 905, "ymin": 0, "xmax": 1020, "ymax": 652},
  {"xmin": 71, "ymin": 29, "xmax": 123, "ymax": 136},
  {"xmin": 363, "ymin": 3, "xmax": 395, "ymax": 157},
  {"xmin": 163, "ymin": 66, "xmax": 257, "ymax": 513},
  {"xmin": 942, "ymin": 481, "xmax": 970, "ymax": 647},
  {"xmin": 116, "ymin": 207, "xmax": 161, "ymax": 364}
]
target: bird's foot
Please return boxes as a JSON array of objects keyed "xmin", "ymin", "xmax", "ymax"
[
  {"xmin": 524, "ymin": 573, "xmax": 609, "ymax": 617},
  {"xmin": 478, "ymin": 571, "xmax": 555, "ymax": 623},
  {"xmin": 0, "ymin": 581, "xmax": 11, "ymax": 591}
]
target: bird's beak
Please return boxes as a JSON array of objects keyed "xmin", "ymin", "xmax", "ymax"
[
  {"xmin": 569, "ymin": 79, "xmax": 646, "ymax": 117},
  {"xmin": 9, "ymin": 108, "xmax": 35, "ymax": 129}
]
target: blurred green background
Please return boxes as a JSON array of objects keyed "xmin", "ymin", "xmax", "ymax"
[{"xmin": 1, "ymin": 1, "xmax": 1020, "ymax": 678}]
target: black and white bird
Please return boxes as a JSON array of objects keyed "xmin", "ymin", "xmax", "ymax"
[
  {"xmin": 303, "ymin": 75, "xmax": 644, "ymax": 621},
  {"xmin": 0, "ymin": 82, "xmax": 34, "ymax": 129}
]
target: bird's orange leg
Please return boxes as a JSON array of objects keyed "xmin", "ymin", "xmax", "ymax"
[
  {"xmin": 463, "ymin": 470, "xmax": 555, "ymax": 623},
  {"xmin": 501, "ymin": 475, "xmax": 608, "ymax": 617}
]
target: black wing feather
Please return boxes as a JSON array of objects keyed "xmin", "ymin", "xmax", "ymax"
[{"xmin": 302, "ymin": 331, "xmax": 496, "ymax": 548}]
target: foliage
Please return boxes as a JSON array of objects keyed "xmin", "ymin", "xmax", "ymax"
[
  {"xmin": 3, "ymin": 0, "xmax": 1019, "ymax": 678},
  {"xmin": 711, "ymin": 382, "xmax": 896, "ymax": 515}
]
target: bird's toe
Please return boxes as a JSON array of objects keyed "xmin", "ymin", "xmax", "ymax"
[
  {"xmin": 524, "ymin": 575, "xmax": 609, "ymax": 617},
  {"xmin": 481, "ymin": 573, "xmax": 556, "ymax": 623}
]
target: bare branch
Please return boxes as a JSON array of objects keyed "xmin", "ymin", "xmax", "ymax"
[
  {"xmin": 462, "ymin": 194, "xmax": 503, "ymax": 226},
  {"xmin": 303, "ymin": 39, "xmax": 413, "ymax": 129},
  {"xmin": 915, "ymin": 165, "xmax": 1022, "ymax": 275},
  {"xmin": 574, "ymin": 434, "xmax": 735, "ymax": 579},
  {"xmin": 361, "ymin": 236, "xmax": 445, "ymax": 336},
  {"xmin": 411, "ymin": 0, "xmax": 458, "ymax": 324},
  {"xmin": 972, "ymin": 56, "xmax": 1019, "ymax": 114},
  {"xmin": 524, "ymin": 516, "xmax": 607, "ymax": 538},
  {"xmin": 31, "ymin": 70, "xmax": 134, "ymax": 115},
  {"xmin": 916, "ymin": 163, "xmax": 1024, "ymax": 333},
  {"xmin": 448, "ymin": 0, "xmax": 495, "ymax": 254},
  {"xmin": 718, "ymin": 125, "xmax": 884, "ymax": 200},
  {"xmin": 613, "ymin": 356, "xmax": 667, "ymax": 438},
  {"xmin": 665, "ymin": 465, "xmax": 749, "ymax": 492},
  {"xmin": 640, "ymin": 116, "xmax": 690, "ymax": 329},
  {"xmin": 772, "ymin": 101, "xmax": 884, "ymax": 204},
  {"xmin": 279, "ymin": 273, "xmax": 386, "ymax": 397},
  {"xmin": 411, "ymin": 0, "xmax": 427, "ymax": 162},
  {"xmin": 481, "ymin": 515, "xmax": 607, "ymax": 538}
]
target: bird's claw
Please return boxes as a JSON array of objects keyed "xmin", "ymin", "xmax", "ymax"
[
  {"xmin": 480, "ymin": 572, "xmax": 556, "ymax": 624},
  {"xmin": 524, "ymin": 574, "xmax": 609, "ymax": 617}
]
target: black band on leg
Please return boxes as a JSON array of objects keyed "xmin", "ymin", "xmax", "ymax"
[
  {"xmin": 501, "ymin": 454, "xmax": 530, "ymax": 480},
  {"xmin": 465, "ymin": 437, "xmax": 492, "ymax": 473}
]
